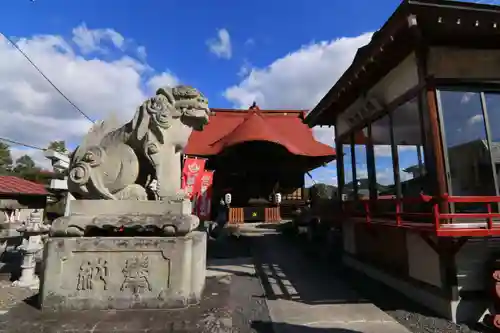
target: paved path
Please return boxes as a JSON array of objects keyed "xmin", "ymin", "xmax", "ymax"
[
  {"xmin": 246, "ymin": 227, "xmax": 411, "ymax": 333},
  {"xmin": 0, "ymin": 224, "xmax": 412, "ymax": 332}
]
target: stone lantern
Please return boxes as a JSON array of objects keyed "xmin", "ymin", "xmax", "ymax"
[{"xmin": 12, "ymin": 209, "xmax": 50, "ymax": 289}]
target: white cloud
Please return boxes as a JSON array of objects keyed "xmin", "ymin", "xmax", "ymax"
[
  {"xmin": 0, "ymin": 26, "xmax": 178, "ymax": 168},
  {"xmin": 136, "ymin": 46, "xmax": 147, "ymax": 61},
  {"xmin": 72, "ymin": 23, "xmax": 125, "ymax": 54},
  {"xmin": 312, "ymin": 126, "xmax": 335, "ymax": 148},
  {"xmin": 146, "ymin": 71, "xmax": 179, "ymax": 94},
  {"xmin": 224, "ymin": 33, "xmax": 372, "ymax": 110},
  {"xmin": 376, "ymin": 167, "xmax": 395, "ymax": 186},
  {"xmin": 374, "ymin": 145, "xmax": 392, "ymax": 157},
  {"xmin": 305, "ymin": 167, "xmax": 337, "ymax": 187},
  {"xmin": 207, "ymin": 29, "xmax": 232, "ymax": 60},
  {"xmin": 244, "ymin": 38, "xmax": 255, "ymax": 47},
  {"xmin": 238, "ymin": 59, "xmax": 252, "ymax": 78},
  {"xmin": 460, "ymin": 92, "xmax": 474, "ymax": 104},
  {"xmin": 467, "ymin": 113, "xmax": 484, "ymax": 126}
]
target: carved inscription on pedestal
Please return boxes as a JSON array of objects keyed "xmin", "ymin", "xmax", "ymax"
[
  {"xmin": 120, "ymin": 255, "xmax": 152, "ymax": 295},
  {"xmin": 76, "ymin": 258, "xmax": 108, "ymax": 291}
]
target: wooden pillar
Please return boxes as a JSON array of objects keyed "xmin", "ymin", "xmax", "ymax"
[
  {"xmin": 426, "ymin": 87, "xmax": 448, "ymax": 213},
  {"xmin": 265, "ymin": 207, "xmax": 281, "ymax": 223},
  {"xmin": 229, "ymin": 208, "xmax": 244, "ymax": 224},
  {"xmin": 413, "ymin": 21, "xmax": 448, "ymax": 217}
]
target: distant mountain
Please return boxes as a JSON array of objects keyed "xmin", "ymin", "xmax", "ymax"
[
  {"xmin": 308, "ymin": 183, "xmax": 338, "ymax": 200},
  {"xmin": 343, "ymin": 178, "xmax": 389, "ymax": 194}
]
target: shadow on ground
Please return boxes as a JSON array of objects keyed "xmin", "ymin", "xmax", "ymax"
[
  {"xmin": 253, "ymin": 229, "xmax": 491, "ymax": 333},
  {"xmin": 253, "ymin": 231, "xmax": 368, "ymax": 305},
  {"xmin": 252, "ymin": 320, "xmax": 364, "ymax": 333},
  {"xmin": 207, "ymin": 234, "xmax": 251, "ymax": 259}
]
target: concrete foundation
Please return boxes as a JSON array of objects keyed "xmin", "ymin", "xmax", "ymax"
[
  {"xmin": 39, "ymin": 232, "xmax": 207, "ymax": 311},
  {"xmin": 342, "ymin": 254, "xmax": 489, "ymax": 323}
]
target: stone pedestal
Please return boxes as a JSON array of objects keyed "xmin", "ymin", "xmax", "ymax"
[
  {"xmin": 13, "ymin": 243, "xmax": 39, "ymax": 289},
  {"xmin": 40, "ymin": 232, "xmax": 207, "ymax": 311},
  {"xmin": 50, "ymin": 200, "xmax": 199, "ymax": 237}
]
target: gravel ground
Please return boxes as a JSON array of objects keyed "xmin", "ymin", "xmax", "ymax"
[
  {"xmin": 340, "ymin": 266, "xmax": 488, "ymax": 333},
  {"xmin": 286, "ymin": 232, "xmax": 491, "ymax": 333},
  {"xmin": 0, "ymin": 280, "xmax": 36, "ymax": 311},
  {"xmin": 0, "ymin": 276, "xmax": 234, "ymax": 333},
  {"xmin": 207, "ymin": 233, "xmax": 274, "ymax": 332}
]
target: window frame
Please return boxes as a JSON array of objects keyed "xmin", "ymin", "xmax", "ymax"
[
  {"xmin": 335, "ymin": 85, "xmax": 430, "ymax": 207},
  {"xmin": 436, "ymin": 86, "xmax": 500, "ymax": 209}
]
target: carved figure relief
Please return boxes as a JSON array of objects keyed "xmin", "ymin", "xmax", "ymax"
[
  {"xmin": 120, "ymin": 255, "xmax": 152, "ymax": 295},
  {"xmin": 76, "ymin": 258, "xmax": 108, "ymax": 291}
]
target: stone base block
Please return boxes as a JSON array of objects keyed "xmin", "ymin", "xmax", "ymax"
[
  {"xmin": 39, "ymin": 232, "xmax": 207, "ymax": 311},
  {"xmin": 69, "ymin": 199, "xmax": 193, "ymax": 216}
]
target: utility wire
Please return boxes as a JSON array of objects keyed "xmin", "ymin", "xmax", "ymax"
[
  {"xmin": 1, "ymin": 33, "xmax": 95, "ymax": 123},
  {"xmin": 0, "ymin": 137, "xmax": 46, "ymax": 151}
]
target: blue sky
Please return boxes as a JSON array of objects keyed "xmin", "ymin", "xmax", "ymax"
[
  {"xmin": 0, "ymin": 0, "xmax": 488, "ymax": 187},
  {"xmin": 1, "ymin": 0, "xmax": 396, "ymax": 107}
]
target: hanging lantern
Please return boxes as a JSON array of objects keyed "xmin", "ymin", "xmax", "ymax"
[
  {"xmin": 275, "ymin": 193, "xmax": 282, "ymax": 205},
  {"xmin": 224, "ymin": 193, "xmax": 232, "ymax": 205}
]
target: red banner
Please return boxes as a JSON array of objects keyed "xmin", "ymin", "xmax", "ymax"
[
  {"xmin": 181, "ymin": 158, "xmax": 206, "ymax": 200},
  {"xmin": 196, "ymin": 170, "xmax": 214, "ymax": 220}
]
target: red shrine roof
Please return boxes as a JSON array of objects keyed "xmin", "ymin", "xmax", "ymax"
[
  {"xmin": 0, "ymin": 176, "xmax": 48, "ymax": 196},
  {"xmin": 185, "ymin": 106, "xmax": 336, "ymax": 158}
]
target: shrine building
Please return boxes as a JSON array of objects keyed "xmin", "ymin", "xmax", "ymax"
[
  {"xmin": 305, "ymin": 0, "xmax": 500, "ymax": 325},
  {"xmin": 184, "ymin": 104, "xmax": 336, "ymax": 223}
]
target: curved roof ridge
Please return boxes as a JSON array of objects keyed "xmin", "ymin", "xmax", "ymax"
[
  {"xmin": 210, "ymin": 111, "xmax": 303, "ymax": 154},
  {"xmin": 210, "ymin": 108, "xmax": 307, "ymax": 114},
  {"xmin": 184, "ymin": 108, "xmax": 336, "ymax": 164}
]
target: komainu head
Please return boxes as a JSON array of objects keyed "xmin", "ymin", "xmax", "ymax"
[{"xmin": 158, "ymin": 85, "xmax": 209, "ymax": 131}]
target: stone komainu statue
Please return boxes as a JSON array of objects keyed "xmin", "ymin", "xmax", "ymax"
[{"xmin": 67, "ymin": 85, "xmax": 210, "ymax": 201}]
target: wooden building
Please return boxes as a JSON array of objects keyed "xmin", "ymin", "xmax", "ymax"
[
  {"xmin": 305, "ymin": 0, "xmax": 500, "ymax": 325},
  {"xmin": 0, "ymin": 176, "xmax": 48, "ymax": 227},
  {"xmin": 185, "ymin": 105, "xmax": 336, "ymax": 223}
]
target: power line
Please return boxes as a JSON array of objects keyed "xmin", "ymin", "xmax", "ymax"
[
  {"xmin": 1, "ymin": 33, "xmax": 95, "ymax": 123},
  {"xmin": 0, "ymin": 137, "xmax": 45, "ymax": 151}
]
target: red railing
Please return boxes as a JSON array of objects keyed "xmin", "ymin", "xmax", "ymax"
[{"xmin": 342, "ymin": 194, "xmax": 500, "ymax": 237}]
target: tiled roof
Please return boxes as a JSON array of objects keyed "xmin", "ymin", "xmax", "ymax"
[
  {"xmin": 0, "ymin": 176, "xmax": 48, "ymax": 196},
  {"xmin": 185, "ymin": 107, "xmax": 336, "ymax": 159}
]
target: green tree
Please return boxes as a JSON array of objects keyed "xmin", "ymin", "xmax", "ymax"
[
  {"xmin": 12, "ymin": 154, "xmax": 54, "ymax": 184},
  {"xmin": 13, "ymin": 154, "xmax": 37, "ymax": 174},
  {"xmin": 47, "ymin": 140, "xmax": 68, "ymax": 154},
  {"xmin": 0, "ymin": 142, "xmax": 13, "ymax": 175},
  {"xmin": 310, "ymin": 183, "xmax": 337, "ymax": 201}
]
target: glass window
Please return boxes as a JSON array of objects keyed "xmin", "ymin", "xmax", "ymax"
[
  {"xmin": 392, "ymin": 98, "xmax": 429, "ymax": 197},
  {"xmin": 371, "ymin": 115, "xmax": 396, "ymax": 197},
  {"xmin": 338, "ymin": 135, "xmax": 353, "ymax": 201},
  {"xmin": 343, "ymin": 144, "xmax": 354, "ymax": 200},
  {"xmin": 371, "ymin": 115, "xmax": 397, "ymax": 213},
  {"xmin": 353, "ymin": 128, "xmax": 369, "ymax": 200},
  {"xmin": 391, "ymin": 97, "xmax": 432, "ymax": 216},
  {"xmin": 485, "ymin": 93, "xmax": 500, "ymax": 192},
  {"xmin": 440, "ymin": 90, "xmax": 496, "ymax": 212}
]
